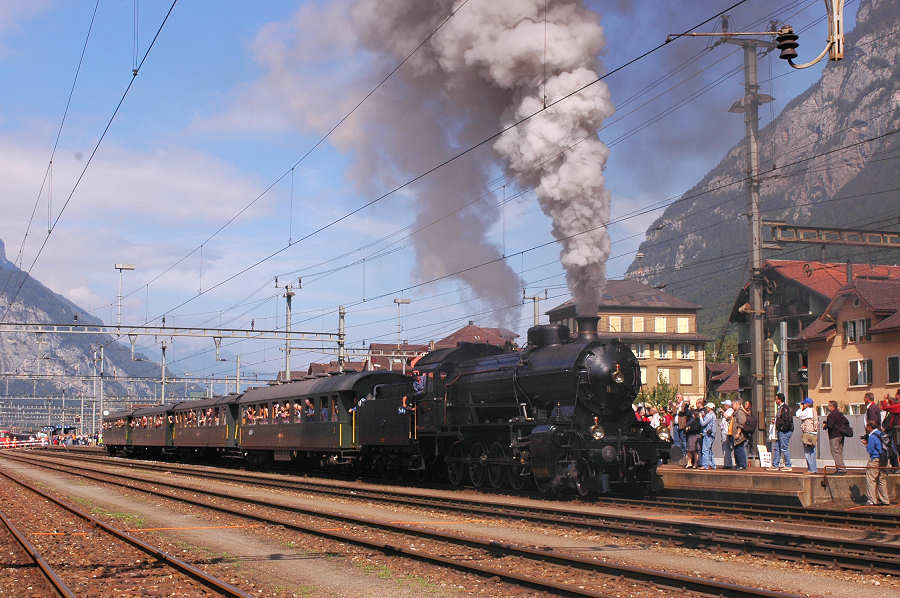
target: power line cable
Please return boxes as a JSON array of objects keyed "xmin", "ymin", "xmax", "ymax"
[{"xmin": 0, "ymin": 0, "xmax": 180, "ymax": 324}]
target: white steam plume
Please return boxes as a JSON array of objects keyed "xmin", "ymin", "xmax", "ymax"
[{"xmin": 249, "ymin": 0, "xmax": 614, "ymax": 322}]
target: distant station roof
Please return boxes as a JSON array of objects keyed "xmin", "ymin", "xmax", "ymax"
[
  {"xmin": 547, "ymin": 280, "xmax": 701, "ymax": 319},
  {"xmin": 434, "ymin": 321, "xmax": 518, "ymax": 349}
]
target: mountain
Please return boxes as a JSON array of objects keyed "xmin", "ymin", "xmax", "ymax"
[
  {"xmin": 626, "ymin": 0, "xmax": 900, "ymax": 339},
  {"xmin": 0, "ymin": 237, "xmax": 170, "ymax": 401}
]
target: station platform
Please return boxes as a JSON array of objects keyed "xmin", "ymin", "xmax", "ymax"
[{"xmin": 658, "ymin": 463, "xmax": 900, "ymax": 507}]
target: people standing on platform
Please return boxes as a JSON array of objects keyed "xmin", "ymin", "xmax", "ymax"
[
  {"xmin": 864, "ymin": 392, "xmax": 881, "ymax": 429},
  {"xmin": 732, "ymin": 400, "xmax": 748, "ymax": 470},
  {"xmin": 823, "ymin": 400, "xmax": 851, "ymax": 474},
  {"xmin": 880, "ymin": 391, "xmax": 900, "ymax": 473},
  {"xmin": 684, "ymin": 407, "xmax": 702, "ymax": 469},
  {"xmin": 742, "ymin": 400, "xmax": 757, "ymax": 463},
  {"xmin": 721, "ymin": 399, "xmax": 734, "ymax": 469},
  {"xmin": 673, "ymin": 394, "xmax": 688, "ymax": 463},
  {"xmin": 862, "ymin": 421, "xmax": 890, "ymax": 505},
  {"xmin": 649, "ymin": 407, "xmax": 661, "ymax": 430},
  {"xmin": 770, "ymin": 393, "xmax": 793, "ymax": 471},
  {"xmin": 796, "ymin": 397, "xmax": 818, "ymax": 474},
  {"xmin": 700, "ymin": 402, "xmax": 717, "ymax": 470}
]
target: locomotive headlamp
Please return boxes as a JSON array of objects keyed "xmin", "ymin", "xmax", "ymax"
[
  {"xmin": 612, "ymin": 363, "xmax": 625, "ymax": 384},
  {"xmin": 590, "ymin": 416, "xmax": 605, "ymax": 440},
  {"xmin": 656, "ymin": 426, "xmax": 671, "ymax": 442}
]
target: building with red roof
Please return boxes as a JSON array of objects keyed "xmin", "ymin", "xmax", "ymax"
[
  {"xmin": 799, "ymin": 278, "xmax": 900, "ymax": 409},
  {"xmin": 730, "ymin": 260, "xmax": 900, "ymax": 416}
]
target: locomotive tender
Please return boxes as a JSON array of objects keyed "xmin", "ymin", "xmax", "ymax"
[{"xmin": 102, "ymin": 316, "xmax": 670, "ymax": 495}]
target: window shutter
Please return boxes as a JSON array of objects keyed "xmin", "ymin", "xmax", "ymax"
[
  {"xmin": 843, "ymin": 321, "xmax": 849, "ymax": 343},
  {"xmin": 866, "ymin": 359, "xmax": 873, "ymax": 384}
]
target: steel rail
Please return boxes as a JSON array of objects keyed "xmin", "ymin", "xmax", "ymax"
[
  {"xmin": 39, "ymin": 447, "xmax": 900, "ymax": 529},
  {"xmin": 0, "ymin": 468, "xmax": 255, "ymax": 598},
  {"xmin": 3, "ymin": 453, "xmax": 797, "ymax": 598},
  {"xmin": 0, "ymin": 507, "xmax": 76, "ymax": 598}
]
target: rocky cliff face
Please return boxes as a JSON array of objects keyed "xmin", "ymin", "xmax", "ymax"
[
  {"xmin": 0, "ymin": 238, "xmax": 167, "ymax": 399},
  {"xmin": 626, "ymin": 0, "xmax": 900, "ymax": 334}
]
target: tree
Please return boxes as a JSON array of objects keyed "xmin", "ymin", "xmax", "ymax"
[{"xmin": 636, "ymin": 372, "xmax": 678, "ymax": 410}]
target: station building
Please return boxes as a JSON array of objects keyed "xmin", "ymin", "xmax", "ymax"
[
  {"xmin": 798, "ymin": 277, "xmax": 900, "ymax": 409},
  {"xmin": 546, "ymin": 280, "xmax": 712, "ymax": 405},
  {"xmin": 729, "ymin": 260, "xmax": 900, "ymax": 419}
]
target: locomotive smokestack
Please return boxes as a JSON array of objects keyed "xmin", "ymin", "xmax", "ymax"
[{"xmin": 576, "ymin": 316, "xmax": 599, "ymax": 341}]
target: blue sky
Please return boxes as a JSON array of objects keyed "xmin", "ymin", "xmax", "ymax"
[{"xmin": 0, "ymin": 0, "xmax": 852, "ymax": 382}]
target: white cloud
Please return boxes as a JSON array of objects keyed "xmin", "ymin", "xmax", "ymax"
[
  {"xmin": 0, "ymin": 132, "xmax": 279, "ymax": 316},
  {"xmin": 0, "ymin": 0, "xmax": 49, "ymax": 57}
]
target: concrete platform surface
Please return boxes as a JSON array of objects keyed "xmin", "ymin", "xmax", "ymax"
[{"xmin": 659, "ymin": 463, "xmax": 900, "ymax": 507}]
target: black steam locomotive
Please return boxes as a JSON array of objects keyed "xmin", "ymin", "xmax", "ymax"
[{"xmin": 102, "ymin": 316, "xmax": 669, "ymax": 495}]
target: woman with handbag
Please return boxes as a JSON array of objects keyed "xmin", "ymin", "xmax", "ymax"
[{"xmin": 796, "ymin": 397, "xmax": 818, "ymax": 473}]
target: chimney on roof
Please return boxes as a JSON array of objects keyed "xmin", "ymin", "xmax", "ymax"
[
  {"xmin": 468, "ymin": 320, "xmax": 474, "ymax": 326},
  {"xmin": 846, "ymin": 260, "xmax": 853, "ymax": 286}
]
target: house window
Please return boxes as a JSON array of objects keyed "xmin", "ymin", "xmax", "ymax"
[
  {"xmin": 679, "ymin": 368, "xmax": 692, "ymax": 385},
  {"xmin": 680, "ymin": 344, "xmax": 691, "ymax": 360},
  {"xmin": 888, "ymin": 356, "xmax": 900, "ymax": 384},
  {"xmin": 658, "ymin": 343, "xmax": 671, "ymax": 359},
  {"xmin": 655, "ymin": 317, "xmax": 667, "ymax": 333},
  {"xmin": 640, "ymin": 367, "xmax": 647, "ymax": 384},
  {"xmin": 843, "ymin": 318, "xmax": 871, "ymax": 343},
  {"xmin": 633, "ymin": 344, "xmax": 648, "ymax": 359},
  {"xmin": 820, "ymin": 362, "xmax": 832, "ymax": 388},
  {"xmin": 849, "ymin": 359, "xmax": 873, "ymax": 387},
  {"xmin": 677, "ymin": 317, "xmax": 689, "ymax": 333},
  {"xmin": 657, "ymin": 368, "xmax": 670, "ymax": 383},
  {"xmin": 608, "ymin": 316, "xmax": 621, "ymax": 332},
  {"xmin": 632, "ymin": 317, "xmax": 644, "ymax": 332}
]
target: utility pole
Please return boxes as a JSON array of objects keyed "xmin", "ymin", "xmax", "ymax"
[
  {"xmin": 394, "ymin": 298, "xmax": 410, "ymax": 348},
  {"xmin": 235, "ymin": 355, "xmax": 240, "ymax": 394},
  {"xmin": 98, "ymin": 346, "xmax": 104, "ymax": 429},
  {"xmin": 160, "ymin": 341, "xmax": 167, "ymax": 402},
  {"xmin": 338, "ymin": 306, "xmax": 346, "ymax": 373},
  {"xmin": 278, "ymin": 278, "xmax": 299, "ymax": 383},
  {"xmin": 114, "ymin": 264, "xmax": 136, "ymax": 326},
  {"xmin": 667, "ymin": 16, "xmax": 776, "ymax": 441},
  {"xmin": 523, "ymin": 289, "xmax": 548, "ymax": 326}
]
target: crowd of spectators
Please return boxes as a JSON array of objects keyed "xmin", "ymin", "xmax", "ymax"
[{"xmin": 634, "ymin": 388, "xmax": 899, "ymax": 503}]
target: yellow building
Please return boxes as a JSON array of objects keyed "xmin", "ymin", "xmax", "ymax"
[
  {"xmin": 799, "ymin": 278, "xmax": 900, "ymax": 412},
  {"xmin": 547, "ymin": 280, "xmax": 712, "ymax": 404}
]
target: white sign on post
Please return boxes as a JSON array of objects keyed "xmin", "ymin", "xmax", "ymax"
[{"xmin": 757, "ymin": 445, "xmax": 772, "ymax": 469}]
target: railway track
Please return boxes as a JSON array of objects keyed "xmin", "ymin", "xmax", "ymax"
[
  {"xmin": 0, "ymin": 505, "xmax": 75, "ymax": 597},
  {"xmin": 31, "ymin": 448, "xmax": 900, "ymax": 530},
  {"xmin": 2, "ymin": 451, "xmax": 803, "ymax": 598},
  {"xmin": 0, "ymin": 467, "xmax": 254, "ymax": 598}
]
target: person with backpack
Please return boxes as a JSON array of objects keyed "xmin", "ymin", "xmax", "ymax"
[
  {"xmin": 684, "ymin": 407, "xmax": 702, "ymax": 469},
  {"xmin": 770, "ymin": 393, "xmax": 793, "ymax": 471},
  {"xmin": 863, "ymin": 421, "xmax": 890, "ymax": 505},
  {"xmin": 742, "ymin": 400, "xmax": 758, "ymax": 463},
  {"xmin": 823, "ymin": 400, "xmax": 852, "ymax": 474}
]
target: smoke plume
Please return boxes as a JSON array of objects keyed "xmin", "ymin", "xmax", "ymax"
[{"xmin": 251, "ymin": 0, "xmax": 614, "ymax": 322}]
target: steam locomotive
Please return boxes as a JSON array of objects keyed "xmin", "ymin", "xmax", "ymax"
[{"xmin": 102, "ymin": 316, "xmax": 670, "ymax": 495}]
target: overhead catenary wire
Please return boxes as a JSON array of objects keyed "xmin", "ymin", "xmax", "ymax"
[
  {"xmin": 142, "ymin": 0, "xmax": 752, "ymax": 325},
  {"xmin": 0, "ymin": 0, "xmax": 101, "ymax": 307},
  {"xmin": 0, "ymin": 0, "xmax": 180, "ymax": 324}
]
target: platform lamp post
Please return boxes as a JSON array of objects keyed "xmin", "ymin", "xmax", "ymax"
[
  {"xmin": 394, "ymin": 298, "xmax": 411, "ymax": 373},
  {"xmin": 115, "ymin": 264, "xmax": 136, "ymax": 327}
]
